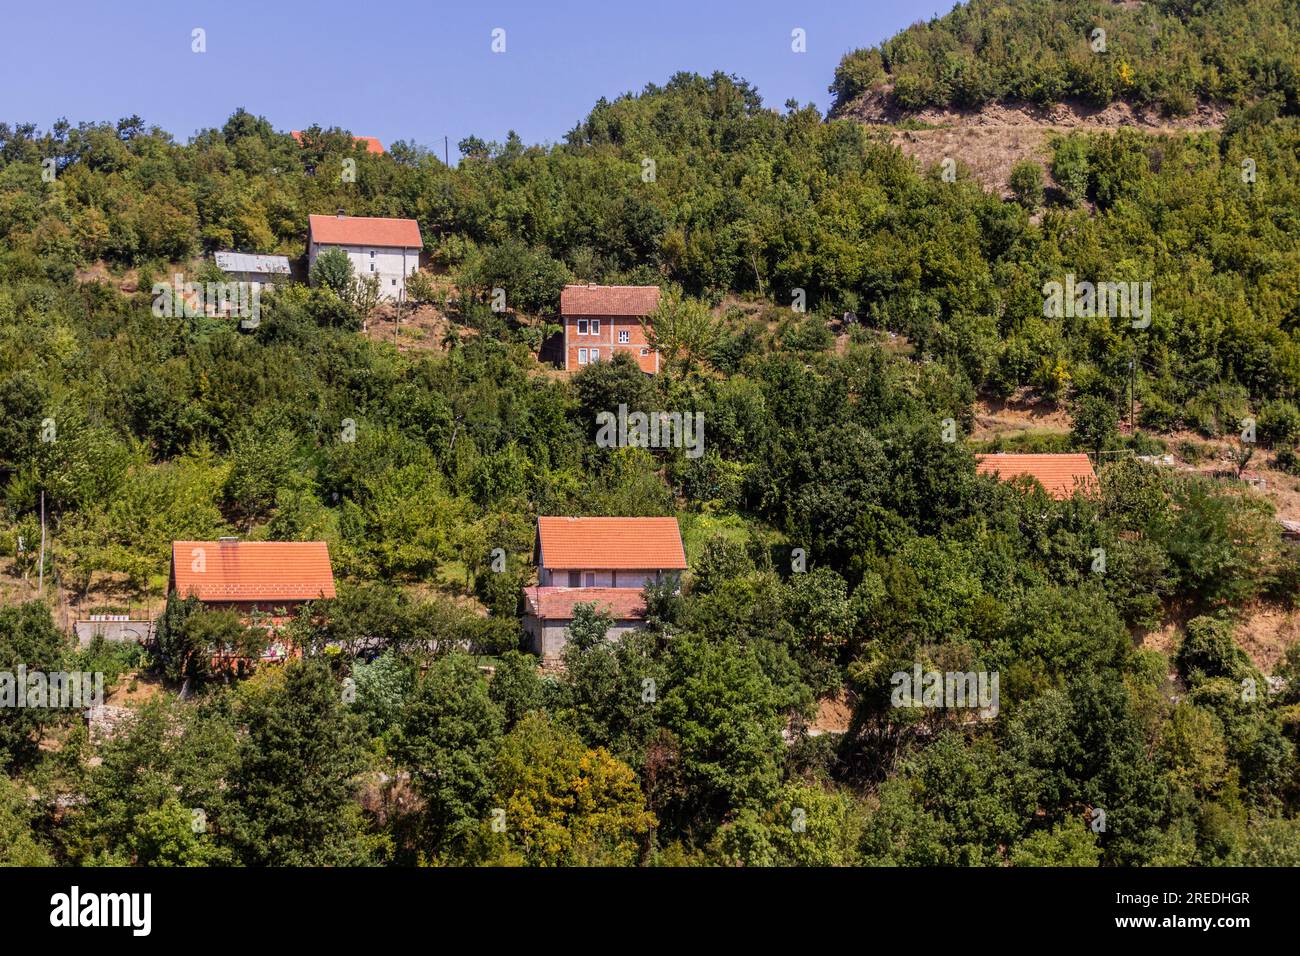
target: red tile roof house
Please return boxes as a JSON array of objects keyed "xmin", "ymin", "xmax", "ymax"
[
  {"xmin": 291, "ymin": 130, "xmax": 385, "ymax": 154},
  {"xmin": 975, "ymin": 453, "xmax": 1099, "ymax": 500},
  {"xmin": 307, "ymin": 214, "xmax": 422, "ymax": 301},
  {"xmin": 523, "ymin": 516, "xmax": 687, "ymax": 660},
  {"xmin": 560, "ymin": 284, "xmax": 661, "ymax": 374},
  {"xmin": 169, "ymin": 540, "xmax": 336, "ymax": 667}
]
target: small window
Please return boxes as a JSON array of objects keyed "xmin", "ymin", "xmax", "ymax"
[
  {"xmin": 577, "ymin": 319, "xmax": 589, "ymax": 335},
  {"xmin": 618, "ymin": 330, "xmax": 630, "ymax": 344},
  {"xmin": 640, "ymin": 348, "xmax": 649, "ymax": 355},
  {"xmin": 591, "ymin": 319, "xmax": 600, "ymax": 334},
  {"xmin": 568, "ymin": 571, "xmax": 581, "ymax": 588},
  {"xmin": 584, "ymin": 573, "xmax": 596, "ymax": 587},
  {"xmin": 369, "ymin": 250, "xmax": 375, "ymax": 258},
  {"xmin": 369, "ymin": 263, "xmax": 375, "ymax": 272},
  {"xmin": 590, "ymin": 349, "xmax": 600, "ymax": 363},
  {"xmin": 578, "ymin": 348, "xmax": 588, "ymax": 365},
  {"xmin": 392, "ymin": 278, "xmax": 397, "ymax": 286}
]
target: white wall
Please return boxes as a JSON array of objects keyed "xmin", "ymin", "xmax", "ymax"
[
  {"xmin": 309, "ymin": 242, "xmax": 420, "ymax": 300},
  {"xmin": 538, "ymin": 567, "xmax": 662, "ymax": 588}
]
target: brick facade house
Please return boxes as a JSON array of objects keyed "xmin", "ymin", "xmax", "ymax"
[
  {"xmin": 169, "ymin": 540, "xmax": 337, "ymax": 666},
  {"xmin": 560, "ymin": 284, "xmax": 661, "ymax": 374}
]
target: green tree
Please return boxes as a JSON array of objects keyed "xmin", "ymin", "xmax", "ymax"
[
  {"xmin": 1008, "ymin": 160, "xmax": 1045, "ymax": 212},
  {"xmin": 488, "ymin": 650, "xmax": 546, "ymax": 729},
  {"xmin": 657, "ymin": 635, "xmax": 786, "ymax": 829},
  {"xmin": 393, "ymin": 653, "xmax": 504, "ymax": 859},
  {"xmin": 0, "ymin": 602, "xmax": 64, "ymax": 769},
  {"xmin": 310, "ymin": 247, "xmax": 354, "ymax": 296},
  {"xmin": 558, "ymin": 629, "xmax": 664, "ymax": 765},
  {"xmin": 646, "ymin": 290, "xmax": 717, "ymax": 375},
  {"xmin": 350, "ymin": 649, "xmax": 415, "ymax": 737},
  {"xmin": 1071, "ymin": 394, "xmax": 1118, "ymax": 459},
  {"xmin": 709, "ymin": 782, "xmax": 866, "ymax": 866},
  {"xmin": 1052, "ymin": 137, "xmax": 1090, "ymax": 205},
  {"xmin": 476, "ymin": 712, "xmax": 654, "ymax": 866},
  {"xmin": 225, "ymin": 661, "xmax": 382, "ymax": 865},
  {"xmin": 1010, "ymin": 819, "xmax": 1101, "ymax": 866},
  {"xmin": 566, "ymin": 602, "xmax": 613, "ymax": 652},
  {"xmin": 1176, "ymin": 616, "xmax": 1253, "ymax": 685},
  {"xmin": 0, "ymin": 774, "xmax": 53, "ymax": 865},
  {"xmin": 71, "ymin": 696, "xmax": 238, "ymax": 866}
]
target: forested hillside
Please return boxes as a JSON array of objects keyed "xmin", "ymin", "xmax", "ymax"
[
  {"xmin": 1, "ymin": 0, "xmax": 1299, "ymax": 867},
  {"xmin": 830, "ymin": 0, "xmax": 1300, "ymax": 115}
]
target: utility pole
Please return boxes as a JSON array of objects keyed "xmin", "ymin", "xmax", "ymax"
[
  {"xmin": 1129, "ymin": 351, "xmax": 1136, "ymax": 432},
  {"xmin": 37, "ymin": 489, "xmax": 46, "ymax": 595},
  {"xmin": 395, "ymin": 287, "xmax": 403, "ymax": 346}
]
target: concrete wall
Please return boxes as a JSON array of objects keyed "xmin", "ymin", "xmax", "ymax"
[
  {"xmin": 224, "ymin": 273, "xmax": 283, "ymax": 288},
  {"xmin": 525, "ymin": 617, "xmax": 643, "ymax": 659},
  {"xmin": 73, "ymin": 620, "xmax": 154, "ymax": 648}
]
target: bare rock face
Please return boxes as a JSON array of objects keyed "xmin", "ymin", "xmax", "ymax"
[{"xmin": 86, "ymin": 704, "xmax": 136, "ymax": 745}]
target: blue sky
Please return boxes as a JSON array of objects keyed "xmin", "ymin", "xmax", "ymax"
[{"xmin": 0, "ymin": 0, "xmax": 954, "ymax": 153}]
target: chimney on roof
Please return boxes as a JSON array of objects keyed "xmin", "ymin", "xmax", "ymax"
[{"xmin": 218, "ymin": 536, "xmax": 238, "ymax": 544}]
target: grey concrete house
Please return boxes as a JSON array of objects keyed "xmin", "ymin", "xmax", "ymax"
[{"xmin": 522, "ymin": 516, "xmax": 687, "ymax": 660}]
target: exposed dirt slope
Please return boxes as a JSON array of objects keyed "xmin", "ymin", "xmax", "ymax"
[
  {"xmin": 972, "ymin": 388, "xmax": 1072, "ymax": 442},
  {"xmin": 844, "ymin": 90, "xmax": 1226, "ymax": 197}
]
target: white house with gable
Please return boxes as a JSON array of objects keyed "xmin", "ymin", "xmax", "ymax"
[{"xmin": 307, "ymin": 214, "xmax": 422, "ymax": 301}]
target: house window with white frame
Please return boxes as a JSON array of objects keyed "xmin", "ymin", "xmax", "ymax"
[
  {"xmin": 618, "ymin": 329, "xmax": 630, "ymax": 344},
  {"xmin": 578, "ymin": 348, "xmax": 588, "ymax": 365},
  {"xmin": 590, "ymin": 349, "xmax": 600, "ymax": 362},
  {"xmin": 591, "ymin": 319, "xmax": 600, "ymax": 334},
  {"xmin": 577, "ymin": 319, "xmax": 589, "ymax": 335}
]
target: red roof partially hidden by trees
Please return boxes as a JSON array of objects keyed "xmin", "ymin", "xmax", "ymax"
[
  {"xmin": 537, "ymin": 516, "xmax": 686, "ymax": 570},
  {"xmin": 308, "ymin": 214, "xmax": 422, "ymax": 248},
  {"xmin": 291, "ymin": 130, "xmax": 384, "ymax": 154},
  {"xmin": 975, "ymin": 453, "xmax": 1098, "ymax": 499},
  {"xmin": 170, "ymin": 541, "xmax": 336, "ymax": 603},
  {"xmin": 560, "ymin": 284, "xmax": 661, "ymax": 316}
]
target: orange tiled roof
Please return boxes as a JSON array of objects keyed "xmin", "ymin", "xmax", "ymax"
[
  {"xmin": 523, "ymin": 587, "xmax": 648, "ymax": 621},
  {"xmin": 975, "ymin": 453, "xmax": 1098, "ymax": 499},
  {"xmin": 560, "ymin": 284, "xmax": 661, "ymax": 316},
  {"xmin": 308, "ymin": 214, "xmax": 421, "ymax": 248},
  {"xmin": 537, "ymin": 516, "xmax": 686, "ymax": 570},
  {"xmin": 170, "ymin": 541, "xmax": 336, "ymax": 603},
  {"xmin": 291, "ymin": 130, "xmax": 385, "ymax": 154}
]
